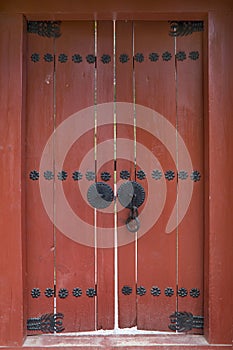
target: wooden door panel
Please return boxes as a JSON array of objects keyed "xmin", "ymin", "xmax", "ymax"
[
  {"xmin": 96, "ymin": 21, "xmax": 115, "ymax": 330},
  {"xmin": 134, "ymin": 21, "xmax": 177, "ymax": 330},
  {"xmin": 26, "ymin": 20, "xmax": 204, "ymax": 334},
  {"xmin": 115, "ymin": 21, "xmax": 137, "ymax": 328},
  {"xmin": 55, "ymin": 21, "xmax": 96, "ymax": 332},
  {"xmin": 176, "ymin": 31, "xmax": 204, "ymax": 333},
  {"xmin": 26, "ymin": 33, "xmax": 55, "ymax": 331}
]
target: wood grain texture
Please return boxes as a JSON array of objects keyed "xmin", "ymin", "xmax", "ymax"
[
  {"xmin": 55, "ymin": 21, "xmax": 96, "ymax": 332},
  {"xmin": 96, "ymin": 21, "xmax": 115, "ymax": 330},
  {"xmin": 26, "ymin": 22, "xmax": 55, "ymax": 334},
  {"xmin": 0, "ymin": 14, "xmax": 26, "ymax": 346},
  {"xmin": 134, "ymin": 21, "xmax": 177, "ymax": 331},
  {"xmin": 115, "ymin": 21, "xmax": 136, "ymax": 328},
  {"xmin": 176, "ymin": 31, "xmax": 204, "ymax": 334}
]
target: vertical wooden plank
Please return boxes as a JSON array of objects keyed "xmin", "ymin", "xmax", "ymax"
[
  {"xmin": 26, "ymin": 23, "xmax": 55, "ymax": 331},
  {"xmin": 96, "ymin": 20, "xmax": 115, "ymax": 330},
  {"xmin": 115, "ymin": 21, "xmax": 137, "ymax": 328},
  {"xmin": 55, "ymin": 21, "xmax": 96, "ymax": 331},
  {"xmin": 135, "ymin": 21, "xmax": 177, "ymax": 330},
  {"xmin": 176, "ymin": 31, "xmax": 204, "ymax": 333},
  {"xmin": 0, "ymin": 14, "xmax": 25, "ymax": 346},
  {"xmin": 207, "ymin": 11, "xmax": 233, "ymax": 344}
]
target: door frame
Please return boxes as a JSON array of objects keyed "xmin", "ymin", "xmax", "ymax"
[{"xmin": 0, "ymin": 1, "xmax": 232, "ymax": 347}]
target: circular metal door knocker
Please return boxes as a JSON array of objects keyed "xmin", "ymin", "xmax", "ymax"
[
  {"xmin": 117, "ymin": 181, "xmax": 145, "ymax": 233},
  {"xmin": 117, "ymin": 181, "xmax": 145, "ymax": 209},
  {"xmin": 87, "ymin": 182, "xmax": 114, "ymax": 209}
]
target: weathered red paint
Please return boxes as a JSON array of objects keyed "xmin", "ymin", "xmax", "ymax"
[{"xmin": 0, "ymin": 1, "xmax": 232, "ymax": 347}]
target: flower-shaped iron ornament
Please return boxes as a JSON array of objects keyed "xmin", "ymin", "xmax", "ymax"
[
  {"xmin": 190, "ymin": 288, "xmax": 200, "ymax": 298},
  {"xmin": 176, "ymin": 51, "xmax": 186, "ymax": 61},
  {"xmin": 189, "ymin": 51, "xmax": 199, "ymax": 60},
  {"xmin": 58, "ymin": 288, "xmax": 69, "ymax": 299},
  {"xmin": 165, "ymin": 170, "xmax": 175, "ymax": 181},
  {"xmin": 151, "ymin": 286, "xmax": 161, "ymax": 296},
  {"xmin": 191, "ymin": 170, "xmax": 201, "ymax": 182},
  {"xmin": 136, "ymin": 170, "xmax": 146, "ymax": 180},
  {"xmin": 44, "ymin": 170, "xmax": 54, "ymax": 180},
  {"xmin": 86, "ymin": 288, "xmax": 97, "ymax": 297},
  {"xmin": 85, "ymin": 171, "xmax": 95, "ymax": 181},
  {"xmin": 149, "ymin": 52, "xmax": 159, "ymax": 62},
  {"xmin": 31, "ymin": 288, "xmax": 41, "ymax": 298},
  {"xmin": 134, "ymin": 53, "xmax": 144, "ymax": 62},
  {"xmin": 165, "ymin": 287, "xmax": 174, "ymax": 297},
  {"xmin": 72, "ymin": 54, "xmax": 82, "ymax": 63},
  {"xmin": 44, "ymin": 53, "xmax": 53, "ymax": 62},
  {"xmin": 152, "ymin": 170, "xmax": 162, "ymax": 180},
  {"xmin": 119, "ymin": 54, "xmax": 130, "ymax": 63},
  {"xmin": 101, "ymin": 54, "xmax": 111, "ymax": 64},
  {"xmin": 57, "ymin": 170, "xmax": 68, "ymax": 181},
  {"xmin": 136, "ymin": 286, "xmax": 146, "ymax": 296},
  {"xmin": 31, "ymin": 53, "xmax": 40, "ymax": 62},
  {"xmin": 72, "ymin": 171, "xmax": 82, "ymax": 181},
  {"xmin": 178, "ymin": 170, "xmax": 188, "ymax": 180},
  {"xmin": 58, "ymin": 53, "xmax": 68, "ymax": 63},
  {"xmin": 120, "ymin": 170, "xmax": 130, "ymax": 180},
  {"xmin": 72, "ymin": 288, "xmax": 82, "ymax": 297},
  {"xmin": 122, "ymin": 286, "xmax": 132, "ymax": 295},
  {"xmin": 30, "ymin": 170, "xmax": 39, "ymax": 180},
  {"xmin": 101, "ymin": 172, "xmax": 111, "ymax": 181},
  {"xmin": 45, "ymin": 288, "xmax": 54, "ymax": 298},
  {"xmin": 178, "ymin": 287, "xmax": 188, "ymax": 297},
  {"xmin": 162, "ymin": 51, "xmax": 172, "ymax": 61},
  {"xmin": 86, "ymin": 54, "xmax": 96, "ymax": 64}
]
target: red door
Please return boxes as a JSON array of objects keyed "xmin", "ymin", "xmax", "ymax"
[{"xmin": 26, "ymin": 20, "xmax": 203, "ymax": 334}]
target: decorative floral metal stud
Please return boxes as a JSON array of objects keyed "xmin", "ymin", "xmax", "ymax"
[
  {"xmin": 136, "ymin": 170, "xmax": 146, "ymax": 180},
  {"xmin": 178, "ymin": 287, "xmax": 188, "ymax": 297},
  {"xmin": 165, "ymin": 170, "xmax": 175, "ymax": 181},
  {"xmin": 136, "ymin": 286, "xmax": 146, "ymax": 296},
  {"xmin": 101, "ymin": 54, "xmax": 111, "ymax": 64},
  {"xmin": 58, "ymin": 288, "xmax": 69, "ymax": 299},
  {"xmin": 152, "ymin": 170, "xmax": 162, "ymax": 180},
  {"xmin": 72, "ymin": 54, "xmax": 82, "ymax": 63},
  {"xmin": 190, "ymin": 288, "xmax": 200, "ymax": 298},
  {"xmin": 189, "ymin": 51, "xmax": 199, "ymax": 60},
  {"xmin": 151, "ymin": 286, "xmax": 161, "ymax": 296},
  {"xmin": 31, "ymin": 288, "xmax": 41, "ymax": 298},
  {"xmin": 72, "ymin": 171, "xmax": 82, "ymax": 181},
  {"xmin": 191, "ymin": 170, "xmax": 201, "ymax": 182},
  {"xmin": 120, "ymin": 170, "xmax": 130, "ymax": 180},
  {"xmin": 30, "ymin": 170, "xmax": 39, "ymax": 180},
  {"xmin": 44, "ymin": 53, "xmax": 53, "ymax": 62},
  {"xmin": 31, "ymin": 53, "xmax": 40, "ymax": 62},
  {"xmin": 119, "ymin": 54, "xmax": 130, "ymax": 63},
  {"xmin": 85, "ymin": 171, "xmax": 95, "ymax": 181},
  {"xmin": 44, "ymin": 170, "xmax": 54, "ymax": 180},
  {"xmin": 176, "ymin": 51, "xmax": 186, "ymax": 61},
  {"xmin": 86, "ymin": 54, "xmax": 96, "ymax": 64},
  {"xmin": 178, "ymin": 170, "xmax": 188, "ymax": 180},
  {"xmin": 122, "ymin": 286, "xmax": 132, "ymax": 295},
  {"xmin": 86, "ymin": 288, "xmax": 97, "ymax": 297},
  {"xmin": 57, "ymin": 170, "xmax": 68, "ymax": 181},
  {"xmin": 149, "ymin": 52, "xmax": 159, "ymax": 62},
  {"xmin": 162, "ymin": 51, "xmax": 172, "ymax": 61},
  {"xmin": 44, "ymin": 288, "xmax": 54, "ymax": 298},
  {"xmin": 165, "ymin": 287, "xmax": 174, "ymax": 297},
  {"xmin": 58, "ymin": 53, "xmax": 68, "ymax": 63},
  {"xmin": 72, "ymin": 288, "xmax": 82, "ymax": 297},
  {"xmin": 134, "ymin": 53, "xmax": 144, "ymax": 62},
  {"xmin": 101, "ymin": 172, "xmax": 111, "ymax": 181}
]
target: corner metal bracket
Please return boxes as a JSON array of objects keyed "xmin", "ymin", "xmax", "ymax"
[{"xmin": 169, "ymin": 311, "xmax": 204, "ymax": 332}]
